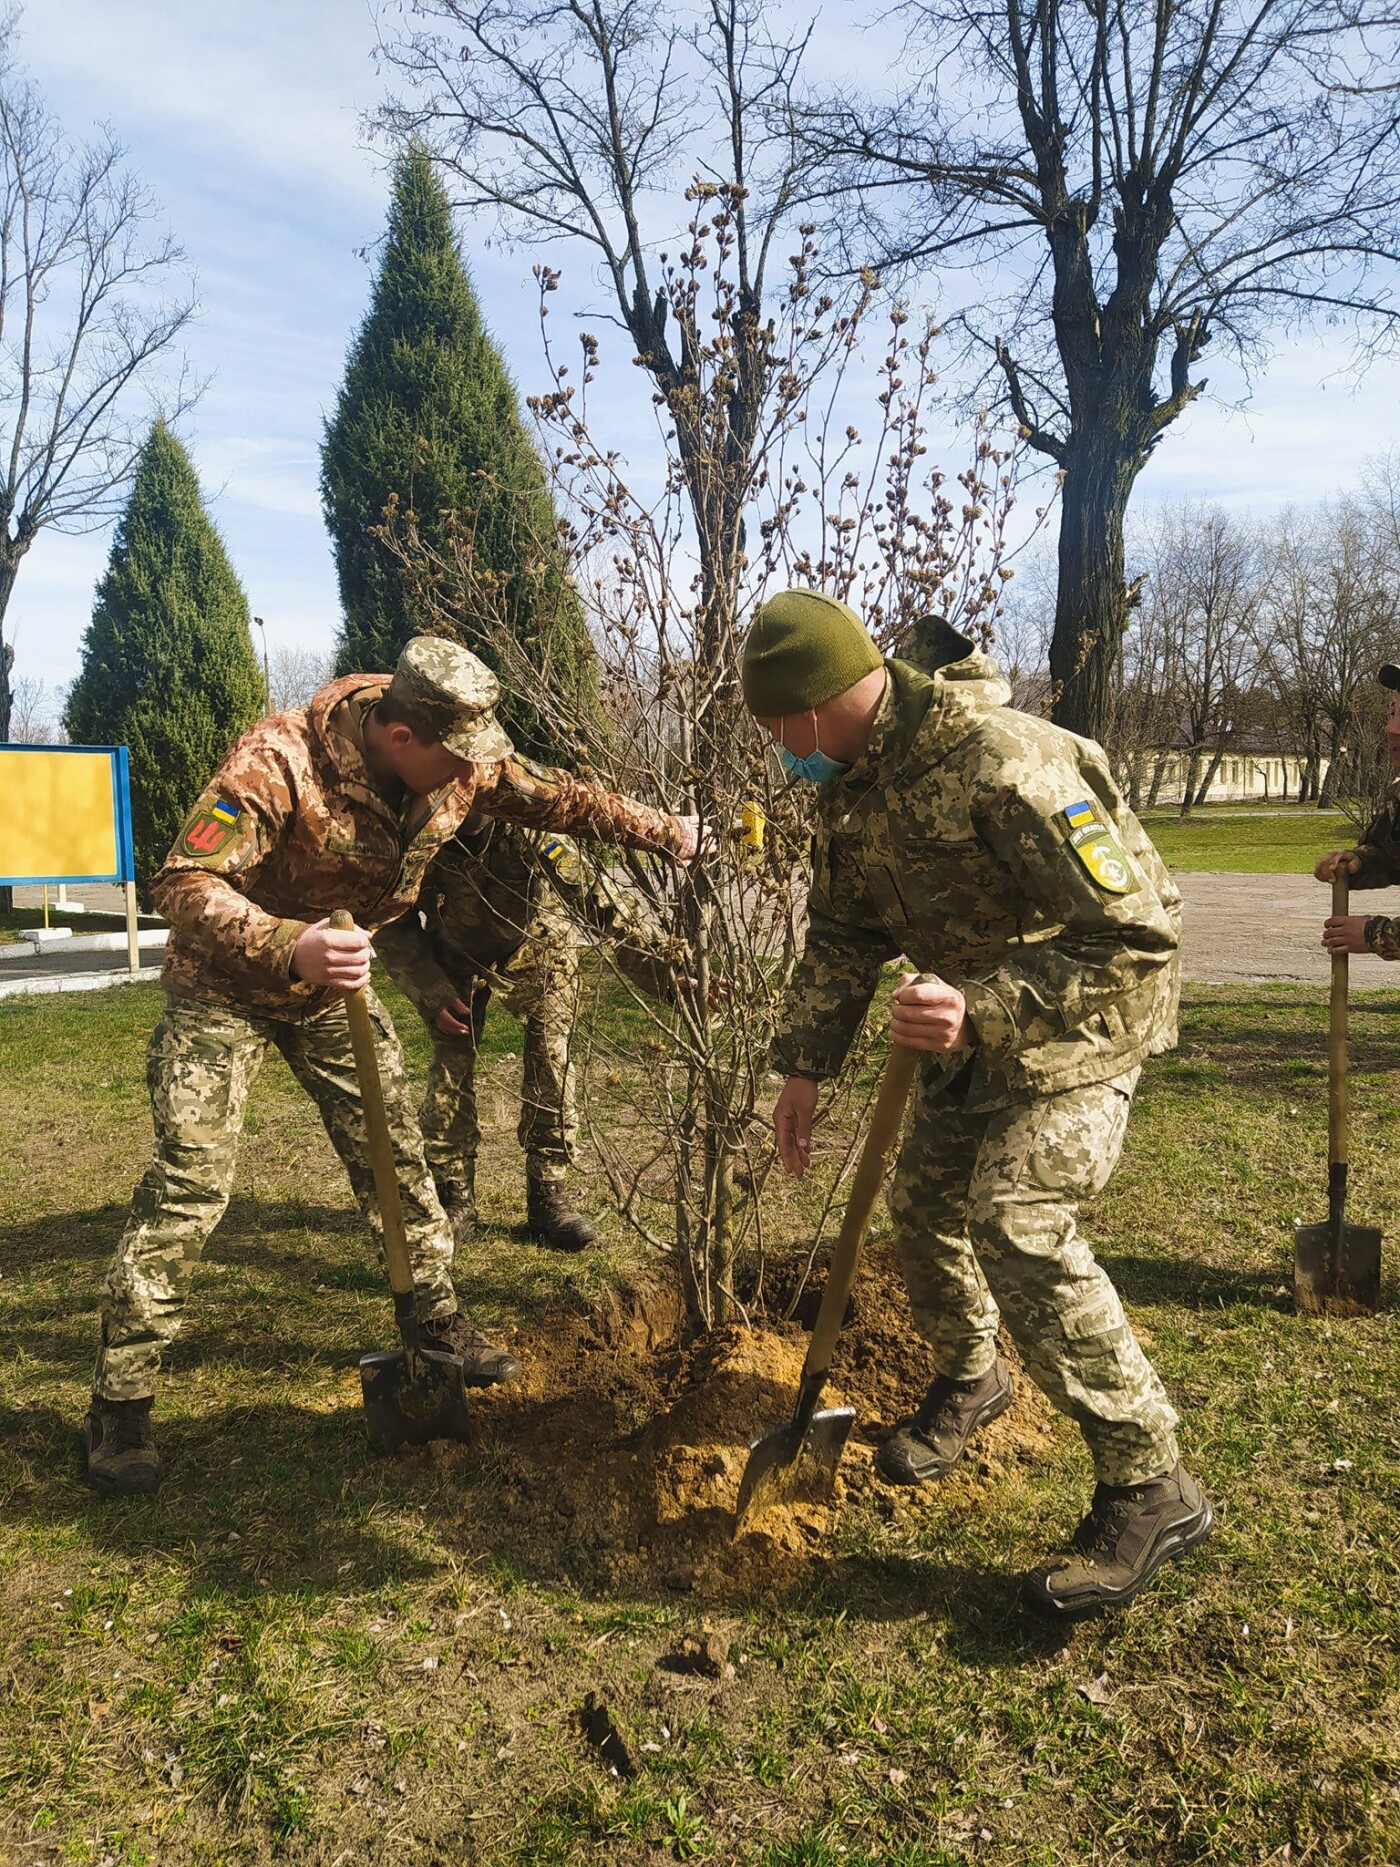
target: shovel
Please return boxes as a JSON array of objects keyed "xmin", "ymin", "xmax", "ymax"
[
  {"xmin": 333, "ymin": 911, "xmax": 473, "ymax": 1452},
  {"xmin": 734, "ymin": 1036, "xmax": 922, "ymax": 1534},
  {"xmin": 1293, "ymin": 875, "xmax": 1382, "ymax": 1317}
]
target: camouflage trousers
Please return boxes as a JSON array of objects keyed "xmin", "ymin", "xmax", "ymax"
[
  {"xmin": 94, "ymin": 992, "xmax": 458, "ymax": 1402},
  {"xmin": 420, "ymin": 934, "xmax": 580, "ymax": 1187},
  {"xmin": 887, "ymin": 1066, "xmax": 1180, "ymax": 1486}
]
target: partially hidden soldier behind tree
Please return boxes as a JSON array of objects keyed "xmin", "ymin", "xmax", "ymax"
[
  {"xmin": 741, "ymin": 591, "xmax": 1214, "ymax": 1619},
  {"xmin": 375, "ymin": 820, "xmax": 682, "ymax": 1251},
  {"xmin": 84, "ymin": 636, "xmax": 699, "ymax": 1496},
  {"xmin": 1316, "ymin": 661, "xmax": 1400, "ymax": 958}
]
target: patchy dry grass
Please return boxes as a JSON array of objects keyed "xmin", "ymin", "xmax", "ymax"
[{"xmin": 1, "ymin": 976, "xmax": 1398, "ymax": 1865}]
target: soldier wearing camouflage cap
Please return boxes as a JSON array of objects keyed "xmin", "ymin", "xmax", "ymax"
[
  {"xmin": 83, "ymin": 635, "xmax": 701, "ymax": 1496},
  {"xmin": 742, "ymin": 588, "xmax": 1213, "ymax": 1619},
  {"xmin": 1316, "ymin": 661, "xmax": 1400, "ymax": 960}
]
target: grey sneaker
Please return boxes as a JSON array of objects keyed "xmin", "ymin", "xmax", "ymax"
[
  {"xmin": 418, "ymin": 1311, "xmax": 523, "ymax": 1388},
  {"xmin": 1022, "ymin": 1463, "xmax": 1214, "ymax": 1618},
  {"xmin": 877, "ymin": 1361, "xmax": 1014, "ymax": 1485},
  {"xmin": 83, "ymin": 1396, "xmax": 162, "ymax": 1496}
]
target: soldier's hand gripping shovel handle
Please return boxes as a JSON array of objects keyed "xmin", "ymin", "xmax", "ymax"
[
  {"xmin": 1293, "ymin": 876, "xmax": 1382, "ymax": 1316},
  {"xmin": 331, "ymin": 911, "xmax": 472, "ymax": 1451},
  {"xmin": 734, "ymin": 1034, "xmax": 923, "ymax": 1534}
]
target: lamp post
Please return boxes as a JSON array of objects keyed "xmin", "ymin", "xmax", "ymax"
[{"xmin": 252, "ymin": 615, "xmax": 270, "ymax": 710}]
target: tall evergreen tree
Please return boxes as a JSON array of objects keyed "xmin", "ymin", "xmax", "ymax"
[
  {"xmin": 65, "ymin": 422, "xmax": 263, "ymax": 899},
  {"xmin": 321, "ymin": 146, "xmax": 591, "ymax": 754}
]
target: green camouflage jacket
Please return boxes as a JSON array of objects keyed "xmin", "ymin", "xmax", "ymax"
[
  {"xmin": 373, "ymin": 816, "xmax": 679, "ymax": 1018},
  {"xmin": 1336, "ymin": 774, "xmax": 1400, "ymax": 959},
  {"xmin": 771, "ymin": 651, "xmax": 1182, "ymax": 1108}
]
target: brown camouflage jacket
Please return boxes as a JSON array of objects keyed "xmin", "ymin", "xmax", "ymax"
[
  {"xmin": 373, "ymin": 817, "xmax": 680, "ymax": 1017},
  {"xmin": 1339, "ymin": 773, "xmax": 1400, "ymax": 959},
  {"xmin": 152, "ymin": 674, "xmax": 684, "ymax": 1020},
  {"xmin": 772, "ymin": 653, "xmax": 1182, "ymax": 1108}
]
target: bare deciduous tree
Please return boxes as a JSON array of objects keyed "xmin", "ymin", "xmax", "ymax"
[
  {"xmin": 0, "ymin": 24, "xmax": 195, "ymax": 748},
  {"xmin": 803, "ymin": 0, "xmax": 1400, "ymax": 743},
  {"xmin": 267, "ymin": 643, "xmax": 335, "ymax": 713}
]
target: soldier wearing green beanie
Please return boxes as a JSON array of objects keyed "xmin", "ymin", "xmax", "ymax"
[{"xmin": 743, "ymin": 587, "xmax": 1212, "ymax": 1620}]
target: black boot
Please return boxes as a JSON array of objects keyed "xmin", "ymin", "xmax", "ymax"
[
  {"xmin": 435, "ymin": 1168, "xmax": 479, "ymax": 1245},
  {"xmin": 83, "ymin": 1395, "xmax": 162, "ymax": 1496},
  {"xmin": 417, "ymin": 1310, "xmax": 523, "ymax": 1387},
  {"xmin": 1022, "ymin": 1464, "xmax": 1214, "ymax": 1619},
  {"xmin": 877, "ymin": 1361, "xmax": 1014, "ymax": 1485},
  {"xmin": 526, "ymin": 1177, "xmax": 597, "ymax": 1252}
]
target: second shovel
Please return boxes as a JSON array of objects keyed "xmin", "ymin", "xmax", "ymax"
[{"xmin": 1294, "ymin": 873, "xmax": 1382, "ymax": 1316}]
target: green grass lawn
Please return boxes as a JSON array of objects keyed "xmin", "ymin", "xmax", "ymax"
[
  {"xmin": 1141, "ymin": 806, "xmax": 1354, "ymax": 875},
  {"xmin": 1, "ymin": 978, "xmax": 1399, "ymax": 1865}
]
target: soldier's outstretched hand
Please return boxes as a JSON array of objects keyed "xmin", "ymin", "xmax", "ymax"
[
  {"xmin": 1315, "ymin": 849, "xmax": 1363, "ymax": 883},
  {"xmin": 890, "ymin": 971, "xmax": 970, "ymax": 1053},
  {"xmin": 672, "ymin": 815, "xmax": 719, "ymax": 863},
  {"xmin": 774, "ymin": 1074, "xmax": 818, "ymax": 1177},
  {"xmin": 1322, "ymin": 914, "xmax": 1371, "ymax": 955},
  {"xmin": 292, "ymin": 918, "xmax": 373, "ymax": 991}
]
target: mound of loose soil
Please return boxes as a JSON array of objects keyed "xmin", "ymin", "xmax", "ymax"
[{"xmin": 440, "ymin": 1240, "xmax": 1058, "ymax": 1598}]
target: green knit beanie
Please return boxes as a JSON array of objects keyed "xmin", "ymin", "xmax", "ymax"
[{"xmin": 741, "ymin": 589, "xmax": 884, "ymax": 716}]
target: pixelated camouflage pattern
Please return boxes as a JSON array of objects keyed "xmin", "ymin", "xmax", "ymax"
[
  {"xmin": 94, "ymin": 991, "xmax": 458, "ymax": 1402},
  {"xmin": 375, "ymin": 819, "xmax": 680, "ymax": 1181},
  {"xmin": 1341, "ymin": 772, "xmax": 1400, "ymax": 891},
  {"xmin": 772, "ymin": 655, "xmax": 1181, "ymax": 1109},
  {"xmin": 153, "ymin": 674, "xmax": 685, "ymax": 1021},
  {"xmin": 889, "ymin": 1064, "xmax": 1180, "ymax": 1485},
  {"xmin": 385, "ymin": 635, "xmax": 513, "ymax": 763}
]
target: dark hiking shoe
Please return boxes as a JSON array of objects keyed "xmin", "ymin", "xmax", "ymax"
[
  {"xmin": 418, "ymin": 1311, "xmax": 523, "ymax": 1388},
  {"xmin": 1022, "ymin": 1463, "xmax": 1214, "ymax": 1619},
  {"xmin": 435, "ymin": 1172, "xmax": 479, "ymax": 1246},
  {"xmin": 877, "ymin": 1361, "xmax": 1014, "ymax": 1486},
  {"xmin": 83, "ymin": 1396, "xmax": 162, "ymax": 1496},
  {"xmin": 526, "ymin": 1179, "xmax": 598, "ymax": 1252}
]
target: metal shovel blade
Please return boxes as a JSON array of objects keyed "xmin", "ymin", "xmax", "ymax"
[
  {"xmin": 1293, "ymin": 1218, "xmax": 1382, "ymax": 1319},
  {"xmin": 733, "ymin": 1406, "xmax": 857, "ymax": 1535},
  {"xmin": 359, "ymin": 1345, "xmax": 473, "ymax": 1454}
]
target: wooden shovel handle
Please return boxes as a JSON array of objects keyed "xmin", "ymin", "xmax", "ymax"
[
  {"xmin": 803, "ymin": 1038, "xmax": 923, "ymax": 1384},
  {"xmin": 331, "ymin": 910, "xmax": 416, "ymax": 1303},
  {"xmin": 1330, "ymin": 874, "xmax": 1349, "ymax": 1171}
]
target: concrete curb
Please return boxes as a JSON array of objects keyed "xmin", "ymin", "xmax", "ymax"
[{"xmin": 0, "ymin": 966, "xmax": 164, "ymax": 1002}]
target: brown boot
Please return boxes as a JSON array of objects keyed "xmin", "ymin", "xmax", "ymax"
[
  {"xmin": 435, "ymin": 1168, "xmax": 479, "ymax": 1245},
  {"xmin": 1022, "ymin": 1464, "xmax": 1214, "ymax": 1619},
  {"xmin": 417, "ymin": 1311, "xmax": 523, "ymax": 1387},
  {"xmin": 526, "ymin": 1177, "xmax": 597, "ymax": 1252},
  {"xmin": 83, "ymin": 1395, "xmax": 162, "ymax": 1496},
  {"xmin": 877, "ymin": 1361, "xmax": 1014, "ymax": 1485}
]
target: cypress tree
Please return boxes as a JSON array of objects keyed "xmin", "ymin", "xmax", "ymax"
[
  {"xmin": 65, "ymin": 422, "xmax": 263, "ymax": 899},
  {"xmin": 321, "ymin": 146, "xmax": 591, "ymax": 755}
]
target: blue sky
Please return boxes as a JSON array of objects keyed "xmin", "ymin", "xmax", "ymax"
[{"xmin": 9, "ymin": 0, "xmax": 1400, "ymax": 699}]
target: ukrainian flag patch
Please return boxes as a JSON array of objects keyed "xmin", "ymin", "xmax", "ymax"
[{"xmin": 1061, "ymin": 800, "xmax": 1135, "ymax": 895}]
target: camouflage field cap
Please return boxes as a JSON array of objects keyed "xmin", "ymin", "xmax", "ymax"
[{"xmin": 386, "ymin": 636, "xmax": 514, "ymax": 763}]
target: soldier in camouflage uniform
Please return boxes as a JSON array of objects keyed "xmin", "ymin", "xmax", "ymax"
[
  {"xmin": 742, "ymin": 590, "xmax": 1213, "ymax": 1618},
  {"xmin": 375, "ymin": 820, "xmax": 679, "ymax": 1250},
  {"xmin": 1318, "ymin": 661, "xmax": 1400, "ymax": 960},
  {"xmin": 84, "ymin": 636, "xmax": 698, "ymax": 1496}
]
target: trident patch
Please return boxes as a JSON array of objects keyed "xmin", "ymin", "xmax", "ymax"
[{"xmin": 179, "ymin": 798, "xmax": 241, "ymax": 861}]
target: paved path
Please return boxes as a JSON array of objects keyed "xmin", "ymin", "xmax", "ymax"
[{"xmin": 1177, "ymin": 872, "xmax": 1400, "ymax": 985}]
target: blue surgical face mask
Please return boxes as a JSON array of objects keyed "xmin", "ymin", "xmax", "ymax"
[{"xmin": 776, "ymin": 721, "xmax": 850, "ymax": 787}]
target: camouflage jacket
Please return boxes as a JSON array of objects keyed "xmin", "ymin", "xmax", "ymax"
[
  {"xmin": 1338, "ymin": 774, "xmax": 1400, "ymax": 959},
  {"xmin": 772, "ymin": 652, "xmax": 1182, "ymax": 1108},
  {"xmin": 152, "ymin": 673, "xmax": 684, "ymax": 1021},
  {"xmin": 374, "ymin": 817, "xmax": 680, "ymax": 1017}
]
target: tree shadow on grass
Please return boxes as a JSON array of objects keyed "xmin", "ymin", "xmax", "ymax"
[{"xmin": 1096, "ymin": 1248, "xmax": 1286, "ymax": 1312}]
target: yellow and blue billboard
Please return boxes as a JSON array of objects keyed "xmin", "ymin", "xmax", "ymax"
[{"xmin": 0, "ymin": 744, "xmax": 136, "ymax": 885}]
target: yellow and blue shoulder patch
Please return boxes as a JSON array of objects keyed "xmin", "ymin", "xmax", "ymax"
[
  {"xmin": 1061, "ymin": 799, "xmax": 1135, "ymax": 895},
  {"xmin": 179, "ymin": 797, "xmax": 243, "ymax": 861}
]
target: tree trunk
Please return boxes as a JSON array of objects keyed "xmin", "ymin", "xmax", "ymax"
[
  {"xmin": 1146, "ymin": 752, "xmax": 1170, "ymax": 810},
  {"xmin": 0, "ymin": 558, "xmax": 22, "ymax": 915},
  {"xmin": 1049, "ymin": 445, "xmax": 1135, "ymax": 743},
  {"xmin": 1195, "ymin": 746, "xmax": 1226, "ymax": 809},
  {"xmin": 1180, "ymin": 746, "xmax": 1203, "ymax": 817}
]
